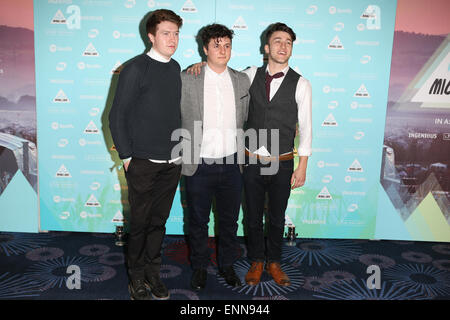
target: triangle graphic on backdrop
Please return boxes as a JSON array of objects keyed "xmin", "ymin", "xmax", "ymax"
[
  {"xmin": 51, "ymin": 10, "xmax": 66, "ymax": 24},
  {"xmin": 354, "ymin": 84, "xmax": 370, "ymax": 98},
  {"xmin": 322, "ymin": 113, "xmax": 338, "ymax": 126},
  {"xmin": 316, "ymin": 186, "xmax": 332, "ymax": 199},
  {"xmin": 55, "ymin": 164, "xmax": 71, "ymax": 178},
  {"xmin": 361, "ymin": 6, "xmax": 377, "ymax": 19},
  {"xmin": 232, "ymin": 16, "xmax": 248, "ymax": 30},
  {"xmin": 348, "ymin": 159, "xmax": 363, "ymax": 172},
  {"xmin": 111, "ymin": 210, "xmax": 125, "ymax": 223},
  {"xmin": 328, "ymin": 35, "xmax": 344, "ymax": 49},
  {"xmin": 85, "ymin": 194, "xmax": 101, "ymax": 207},
  {"xmin": 84, "ymin": 121, "xmax": 99, "ymax": 134},
  {"xmin": 181, "ymin": 0, "xmax": 197, "ymax": 12},
  {"xmin": 83, "ymin": 43, "xmax": 99, "ymax": 56},
  {"xmin": 53, "ymin": 89, "xmax": 70, "ymax": 103}
]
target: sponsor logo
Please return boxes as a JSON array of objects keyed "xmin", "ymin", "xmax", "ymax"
[
  {"xmin": 181, "ymin": 0, "xmax": 197, "ymax": 13},
  {"xmin": 354, "ymin": 84, "xmax": 370, "ymax": 98},
  {"xmin": 85, "ymin": 194, "xmax": 101, "ymax": 207},
  {"xmin": 408, "ymin": 132, "xmax": 438, "ymax": 139},
  {"xmin": 51, "ymin": 10, "xmax": 67, "ymax": 24},
  {"xmin": 84, "ymin": 121, "xmax": 100, "ymax": 134},
  {"xmin": 306, "ymin": 5, "xmax": 318, "ymax": 15},
  {"xmin": 112, "ymin": 210, "xmax": 125, "ymax": 223},
  {"xmin": 317, "ymin": 161, "xmax": 339, "ymax": 168},
  {"xmin": 328, "ymin": 101, "xmax": 339, "ymax": 109},
  {"xmin": 90, "ymin": 182, "xmax": 101, "ymax": 191},
  {"xmin": 59, "ymin": 211, "xmax": 70, "ymax": 220},
  {"xmin": 360, "ymin": 55, "xmax": 371, "ymax": 64},
  {"xmin": 345, "ymin": 175, "xmax": 367, "ymax": 183},
  {"xmin": 183, "ymin": 48, "xmax": 195, "ymax": 58},
  {"xmin": 57, "ymin": 138, "xmax": 69, "ymax": 147},
  {"xmin": 316, "ymin": 186, "xmax": 332, "ymax": 199},
  {"xmin": 80, "ymin": 211, "xmax": 102, "ymax": 219},
  {"xmin": 124, "ymin": 0, "xmax": 135, "ymax": 8},
  {"xmin": 83, "ymin": 43, "xmax": 99, "ymax": 57},
  {"xmin": 328, "ymin": 35, "xmax": 344, "ymax": 49},
  {"xmin": 50, "ymin": 44, "xmax": 72, "ymax": 53},
  {"xmin": 88, "ymin": 29, "xmax": 99, "ymax": 38},
  {"xmin": 53, "ymin": 195, "xmax": 75, "ymax": 203},
  {"xmin": 52, "ymin": 122, "xmax": 74, "ymax": 130},
  {"xmin": 361, "ymin": 5, "xmax": 381, "ymax": 30},
  {"xmin": 232, "ymin": 16, "xmax": 248, "ymax": 30},
  {"xmin": 56, "ymin": 164, "xmax": 71, "ymax": 178},
  {"xmin": 89, "ymin": 107, "xmax": 100, "ymax": 117},
  {"xmin": 348, "ymin": 159, "xmax": 363, "ymax": 172},
  {"xmin": 322, "ymin": 113, "xmax": 338, "ymax": 126}
]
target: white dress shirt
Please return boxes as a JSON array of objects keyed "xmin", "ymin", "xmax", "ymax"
[
  {"xmin": 122, "ymin": 48, "xmax": 180, "ymax": 164},
  {"xmin": 243, "ymin": 65, "xmax": 312, "ymax": 157},
  {"xmin": 200, "ymin": 65, "xmax": 237, "ymax": 159}
]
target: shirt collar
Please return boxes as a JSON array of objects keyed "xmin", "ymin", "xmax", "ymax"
[
  {"xmin": 205, "ymin": 64, "xmax": 229, "ymax": 78},
  {"xmin": 266, "ymin": 65, "xmax": 289, "ymax": 77},
  {"xmin": 147, "ymin": 48, "xmax": 171, "ymax": 63}
]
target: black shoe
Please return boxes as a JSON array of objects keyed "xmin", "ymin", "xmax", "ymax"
[
  {"xmin": 145, "ymin": 273, "xmax": 170, "ymax": 300},
  {"xmin": 219, "ymin": 266, "xmax": 242, "ymax": 288},
  {"xmin": 128, "ymin": 278, "xmax": 151, "ymax": 300},
  {"xmin": 191, "ymin": 269, "xmax": 207, "ymax": 291}
]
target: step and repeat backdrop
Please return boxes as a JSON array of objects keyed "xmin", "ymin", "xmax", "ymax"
[{"xmin": 1, "ymin": 0, "xmax": 448, "ymax": 241}]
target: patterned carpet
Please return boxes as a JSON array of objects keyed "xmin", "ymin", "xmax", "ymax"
[{"xmin": 0, "ymin": 231, "xmax": 449, "ymax": 300}]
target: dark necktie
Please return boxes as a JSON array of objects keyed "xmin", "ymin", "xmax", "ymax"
[{"xmin": 265, "ymin": 71, "xmax": 284, "ymax": 102}]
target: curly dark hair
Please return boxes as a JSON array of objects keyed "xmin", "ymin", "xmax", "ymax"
[
  {"xmin": 200, "ymin": 24, "xmax": 234, "ymax": 48},
  {"xmin": 265, "ymin": 22, "xmax": 296, "ymax": 43}
]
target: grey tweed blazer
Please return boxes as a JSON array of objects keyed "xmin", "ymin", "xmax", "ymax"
[{"xmin": 179, "ymin": 66, "xmax": 250, "ymax": 176}]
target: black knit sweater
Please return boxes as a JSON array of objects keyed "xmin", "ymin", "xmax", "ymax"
[{"xmin": 109, "ymin": 54, "xmax": 181, "ymax": 160}]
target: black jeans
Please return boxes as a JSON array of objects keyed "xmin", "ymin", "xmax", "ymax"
[
  {"xmin": 243, "ymin": 158, "xmax": 293, "ymax": 263},
  {"xmin": 185, "ymin": 154, "xmax": 243, "ymax": 270},
  {"xmin": 125, "ymin": 158, "xmax": 181, "ymax": 280}
]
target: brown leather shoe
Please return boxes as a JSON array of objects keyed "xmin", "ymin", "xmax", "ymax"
[
  {"xmin": 266, "ymin": 262, "xmax": 291, "ymax": 286},
  {"xmin": 245, "ymin": 262, "xmax": 264, "ymax": 286}
]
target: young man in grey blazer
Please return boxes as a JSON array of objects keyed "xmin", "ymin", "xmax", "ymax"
[{"xmin": 178, "ymin": 24, "xmax": 250, "ymax": 291}]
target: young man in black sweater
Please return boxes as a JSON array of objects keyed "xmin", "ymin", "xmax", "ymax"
[{"xmin": 109, "ymin": 9, "xmax": 183, "ymax": 300}]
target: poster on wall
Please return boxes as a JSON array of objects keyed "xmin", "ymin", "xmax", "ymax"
[
  {"xmin": 376, "ymin": 0, "xmax": 450, "ymax": 242},
  {"xmin": 34, "ymin": 0, "xmax": 215, "ymax": 233},
  {"xmin": 0, "ymin": 0, "xmax": 39, "ymax": 232},
  {"xmin": 34, "ymin": 0, "xmax": 398, "ymax": 238},
  {"xmin": 215, "ymin": 0, "xmax": 397, "ymax": 239}
]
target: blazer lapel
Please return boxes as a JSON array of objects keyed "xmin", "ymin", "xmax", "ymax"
[
  {"xmin": 196, "ymin": 68, "xmax": 205, "ymax": 121},
  {"xmin": 228, "ymin": 67, "xmax": 242, "ymax": 126}
]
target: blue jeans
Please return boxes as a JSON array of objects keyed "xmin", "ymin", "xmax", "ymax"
[{"xmin": 185, "ymin": 154, "xmax": 243, "ymax": 270}]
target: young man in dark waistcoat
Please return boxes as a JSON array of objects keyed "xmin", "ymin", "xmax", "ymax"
[
  {"xmin": 179, "ymin": 24, "xmax": 250, "ymax": 291},
  {"xmin": 243, "ymin": 23, "xmax": 312, "ymax": 287},
  {"xmin": 108, "ymin": 9, "xmax": 183, "ymax": 300}
]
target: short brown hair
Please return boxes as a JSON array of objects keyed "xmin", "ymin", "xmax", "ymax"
[
  {"xmin": 146, "ymin": 9, "xmax": 183, "ymax": 35},
  {"xmin": 265, "ymin": 22, "xmax": 296, "ymax": 44}
]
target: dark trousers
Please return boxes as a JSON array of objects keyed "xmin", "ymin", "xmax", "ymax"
[
  {"xmin": 243, "ymin": 158, "xmax": 293, "ymax": 263},
  {"xmin": 185, "ymin": 154, "xmax": 242, "ymax": 270},
  {"xmin": 125, "ymin": 158, "xmax": 181, "ymax": 280}
]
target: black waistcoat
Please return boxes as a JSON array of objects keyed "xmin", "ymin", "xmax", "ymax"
[{"xmin": 246, "ymin": 67, "xmax": 300, "ymax": 155}]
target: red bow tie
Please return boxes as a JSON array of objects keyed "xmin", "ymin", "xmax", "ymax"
[{"xmin": 265, "ymin": 72, "xmax": 284, "ymax": 101}]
